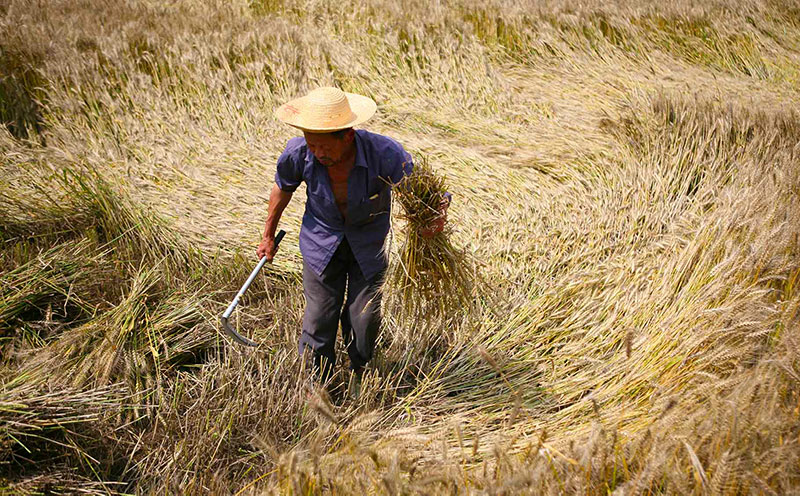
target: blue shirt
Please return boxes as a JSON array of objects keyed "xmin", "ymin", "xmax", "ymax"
[{"xmin": 275, "ymin": 129, "xmax": 413, "ymax": 280}]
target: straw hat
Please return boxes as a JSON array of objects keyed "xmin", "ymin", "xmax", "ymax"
[{"xmin": 275, "ymin": 87, "xmax": 377, "ymax": 133}]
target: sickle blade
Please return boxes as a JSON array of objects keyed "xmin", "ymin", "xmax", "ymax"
[{"xmin": 221, "ymin": 315, "xmax": 258, "ymax": 347}]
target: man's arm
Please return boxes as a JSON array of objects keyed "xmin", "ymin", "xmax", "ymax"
[{"xmin": 256, "ymin": 183, "xmax": 293, "ymax": 261}]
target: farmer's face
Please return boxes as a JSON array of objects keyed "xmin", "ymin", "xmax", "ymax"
[{"xmin": 304, "ymin": 130, "xmax": 354, "ymax": 167}]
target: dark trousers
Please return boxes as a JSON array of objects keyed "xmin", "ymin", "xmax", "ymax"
[{"xmin": 299, "ymin": 238, "xmax": 384, "ymax": 383}]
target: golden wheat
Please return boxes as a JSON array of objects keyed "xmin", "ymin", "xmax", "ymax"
[{"xmin": 1, "ymin": 0, "xmax": 799, "ymax": 493}]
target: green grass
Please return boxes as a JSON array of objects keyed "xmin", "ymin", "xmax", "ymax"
[
  {"xmin": 0, "ymin": 42, "xmax": 47, "ymax": 142},
  {"xmin": 637, "ymin": 14, "xmax": 771, "ymax": 77}
]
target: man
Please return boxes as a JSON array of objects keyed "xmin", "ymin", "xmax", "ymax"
[{"xmin": 257, "ymin": 87, "xmax": 447, "ymax": 395}]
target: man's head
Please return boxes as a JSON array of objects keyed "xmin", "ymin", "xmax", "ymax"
[{"xmin": 303, "ymin": 128, "xmax": 355, "ymax": 167}]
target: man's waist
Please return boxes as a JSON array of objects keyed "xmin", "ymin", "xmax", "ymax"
[
  {"xmin": 302, "ymin": 212, "xmax": 389, "ymax": 233},
  {"xmin": 299, "ymin": 227, "xmax": 388, "ymax": 280}
]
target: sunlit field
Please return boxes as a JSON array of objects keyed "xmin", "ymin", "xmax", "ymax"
[{"xmin": 2, "ymin": 0, "xmax": 799, "ymax": 493}]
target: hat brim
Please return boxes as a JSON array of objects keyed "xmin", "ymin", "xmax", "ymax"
[{"xmin": 275, "ymin": 92, "xmax": 377, "ymax": 132}]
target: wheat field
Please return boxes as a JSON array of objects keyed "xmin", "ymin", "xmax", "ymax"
[{"xmin": 1, "ymin": 0, "xmax": 799, "ymax": 493}]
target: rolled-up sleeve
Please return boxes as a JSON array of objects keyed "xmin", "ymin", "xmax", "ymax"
[{"xmin": 275, "ymin": 145, "xmax": 303, "ymax": 192}]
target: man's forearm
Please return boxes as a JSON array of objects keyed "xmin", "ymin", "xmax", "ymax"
[{"xmin": 263, "ymin": 183, "xmax": 293, "ymax": 239}]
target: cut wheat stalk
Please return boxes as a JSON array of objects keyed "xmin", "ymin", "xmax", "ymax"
[{"xmin": 388, "ymin": 156, "xmax": 475, "ymax": 323}]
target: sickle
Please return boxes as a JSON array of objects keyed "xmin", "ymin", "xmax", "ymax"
[{"xmin": 220, "ymin": 230, "xmax": 286, "ymax": 347}]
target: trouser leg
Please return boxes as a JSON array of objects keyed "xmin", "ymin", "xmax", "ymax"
[
  {"xmin": 341, "ymin": 251, "xmax": 385, "ymax": 373},
  {"xmin": 299, "ymin": 246, "xmax": 347, "ymax": 384}
]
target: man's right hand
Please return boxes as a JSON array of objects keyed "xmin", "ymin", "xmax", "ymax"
[{"xmin": 256, "ymin": 236, "xmax": 277, "ymax": 261}]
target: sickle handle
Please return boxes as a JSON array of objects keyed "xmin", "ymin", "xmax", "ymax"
[{"xmin": 220, "ymin": 229, "xmax": 286, "ymax": 347}]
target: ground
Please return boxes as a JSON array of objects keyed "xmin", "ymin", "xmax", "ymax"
[{"xmin": 1, "ymin": 0, "xmax": 799, "ymax": 493}]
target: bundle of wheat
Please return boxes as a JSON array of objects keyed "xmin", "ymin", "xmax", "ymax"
[{"xmin": 388, "ymin": 157, "xmax": 475, "ymax": 322}]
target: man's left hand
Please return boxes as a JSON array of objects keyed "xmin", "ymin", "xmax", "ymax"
[{"xmin": 420, "ymin": 193, "xmax": 451, "ymax": 239}]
